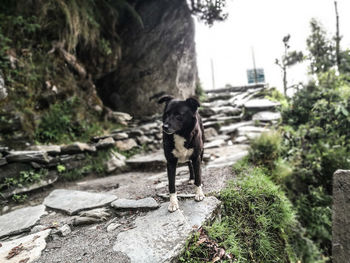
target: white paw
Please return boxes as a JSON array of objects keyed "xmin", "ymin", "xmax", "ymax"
[
  {"xmin": 195, "ymin": 186, "xmax": 205, "ymax": 202},
  {"xmin": 188, "ymin": 179, "xmax": 195, "ymax": 185},
  {"xmin": 168, "ymin": 193, "xmax": 179, "ymax": 212}
]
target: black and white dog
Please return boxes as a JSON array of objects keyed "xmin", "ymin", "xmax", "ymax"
[{"xmin": 158, "ymin": 95, "xmax": 205, "ymax": 212}]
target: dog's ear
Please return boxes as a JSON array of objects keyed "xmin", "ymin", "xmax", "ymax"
[
  {"xmin": 158, "ymin": 95, "xmax": 174, "ymax": 104},
  {"xmin": 186, "ymin": 97, "xmax": 200, "ymax": 112}
]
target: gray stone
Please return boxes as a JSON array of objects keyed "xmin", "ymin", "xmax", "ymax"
[
  {"xmin": 31, "ymin": 225, "xmax": 47, "ymax": 233},
  {"xmin": 204, "ymin": 127, "xmax": 218, "ymax": 141},
  {"xmin": 0, "ymin": 71, "xmax": 7, "ymax": 100},
  {"xmin": 115, "ymin": 138, "xmax": 138, "ymax": 151},
  {"xmin": 61, "ymin": 142, "xmax": 96, "ymax": 154},
  {"xmin": 113, "ymin": 196, "xmax": 220, "ymax": 263},
  {"xmin": 252, "ymin": 111, "xmax": 281, "ymax": 122},
  {"xmin": 333, "ymin": 170, "xmax": 350, "ymax": 263},
  {"xmin": 70, "ymin": 207, "xmax": 111, "ymax": 226},
  {"xmin": 244, "ymin": 99, "xmax": 280, "ymax": 110},
  {"xmin": 28, "ymin": 145, "xmax": 61, "ymax": 155},
  {"xmin": 96, "ymin": 137, "xmax": 115, "ymax": 149},
  {"xmin": 137, "ymin": 135, "xmax": 153, "ymax": 145},
  {"xmin": 105, "ymin": 151, "xmax": 126, "ymax": 173},
  {"xmin": 219, "ymin": 121, "xmax": 254, "ymax": 134},
  {"xmin": 107, "ymin": 222, "xmax": 122, "ymax": 232},
  {"xmin": 0, "ymin": 205, "xmax": 46, "ymax": 238},
  {"xmin": 109, "ymin": 111, "xmax": 133, "ymax": 124},
  {"xmin": 126, "ymin": 150, "xmax": 166, "ymax": 171},
  {"xmin": 43, "ymin": 189, "xmax": 117, "ymax": 215},
  {"xmin": 127, "ymin": 129, "xmax": 144, "ymax": 138},
  {"xmin": 112, "ymin": 132, "xmax": 129, "ymax": 140},
  {"xmin": 0, "ymin": 157, "xmax": 7, "ymax": 166},
  {"xmin": 1, "ymin": 172, "xmax": 58, "ymax": 198},
  {"xmin": 111, "ymin": 197, "xmax": 159, "ymax": 210},
  {"xmin": 212, "ymin": 106, "xmax": 241, "ymax": 116},
  {"xmin": 5, "ymin": 150, "xmax": 50, "ymax": 164},
  {"xmin": 57, "ymin": 224, "xmax": 72, "ymax": 237},
  {"xmin": 0, "ymin": 229, "xmax": 51, "ymax": 263},
  {"xmin": 237, "ymin": 126, "xmax": 267, "ymax": 138},
  {"xmin": 199, "ymin": 107, "xmax": 216, "ymax": 117},
  {"xmin": 0, "ymin": 162, "xmax": 32, "ymax": 181},
  {"xmin": 204, "ymin": 139, "xmax": 226, "ymax": 149}
]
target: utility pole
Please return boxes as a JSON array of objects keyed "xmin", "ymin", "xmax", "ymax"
[
  {"xmin": 251, "ymin": 47, "xmax": 258, "ymax": 84},
  {"xmin": 334, "ymin": 1, "xmax": 341, "ymax": 70},
  {"xmin": 210, "ymin": 58, "xmax": 216, "ymax": 90}
]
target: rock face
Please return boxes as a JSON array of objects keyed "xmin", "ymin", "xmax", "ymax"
[
  {"xmin": 97, "ymin": 0, "xmax": 197, "ymax": 117},
  {"xmin": 332, "ymin": 169, "xmax": 350, "ymax": 263}
]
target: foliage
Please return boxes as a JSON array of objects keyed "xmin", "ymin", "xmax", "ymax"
[
  {"xmin": 275, "ymin": 34, "xmax": 304, "ymax": 96},
  {"xmin": 12, "ymin": 194, "xmax": 28, "ymax": 203},
  {"xmin": 264, "ymin": 87, "xmax": 289, "ymax": 109},
  {"xmin": 180, "ymin": 163, "xmax": 324, "ymax": 263},
  {"xmin": 35, "ymin": 97, "xmax": 102, "ymax": 144},
  {"xmin": 248, "ymin": 130, "xmax": 282, "ymax": 169},
  {"xmin": 0, "ymin": 169, "xmax": 48, "ymax": 190},
  {"xmin": 307, "ymin": 19, "xmax": 335, "ymax": 74},
  {"xmin": 188, "ymin": 0, "xmax": 228, "ymax": 26}
]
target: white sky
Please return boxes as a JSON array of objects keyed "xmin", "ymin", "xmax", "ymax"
[{"xmin": 194, "ymin": 0, "xmax": 350, "ymax": 91}]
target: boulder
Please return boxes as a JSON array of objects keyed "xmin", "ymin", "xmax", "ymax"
[{"xmin": 95, "ymin": 137, "xmax": 115, "ymax": 149}]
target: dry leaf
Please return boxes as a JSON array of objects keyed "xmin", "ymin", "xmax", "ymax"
[
  {"xmin": 19, "ymin": 258, "xmax": 30, "ymax": 263},
  {"xmin": 6, "ymin": 243, "xmax": 24, "ymax": 259},
  {"xmin": 211, "ymin": 256, "xmax": 221, "ymax": 262}
]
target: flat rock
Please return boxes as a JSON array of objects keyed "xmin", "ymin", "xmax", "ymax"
[
  {"xmin": 252, "ymin": 111, "xmax": 281, "ymax": 122},
  {"xmin": 126, "ymin": 149, "xmax": 166, "ymax": 170},
  {"xmin": 0, "ymin": 229, "xmax": 51, "ymax": 263},
  {"xmin": 212, "ymin": 106, "xmax": 241, "ymax": 116},
  {"xmin": 204, "ymin": 139, "xmax": 226, "ymax": 149},
  {"xmin": 112, "ymin": 132, "xmax": 129, "ymax": 140},
  {"xmin": 111, "ymin": 197, "xmax": 159, "ymax": 210},
  {"xmin": 105, "ymin": 151, "xmax": 126, "ymax": 173},
  {"xmin": 43, "ymin": 189, "xmax": 117, "ymax": 215},
  {"xmin": 95, "ymin": 137, "xmax": 115, "ymax": 149},
  {"xmin": 115, "ymin": 138, "xmax": 138, "ymax": 151},
  {"xmin": 113, "ymin": 196, "xmax": 221, "ymax": 263},
  {"xmin": 244, "ymin": 99, "xmax": 280, "ymax": 109},
  {"xmin": 60, "ymin": 142, "xmax": 96, "ymax": 154},
  {"xmin": 204, "ymin": 127, "xmax": 218, "ymax": 141},
  {"xmin": 0, "ymin": 157, "xmax": 7, "ymax": 166},
  {"xmin": 5, "ymin": 151, "xmax": 50, "ymax": 164},
  {"xmin": 219, "ymin": 121, "xmax": 254, "ymax": 134},
  {"xmin": 0, "ymin": 205, "xmax": 46, "ymax": 238},
  {"xmin": 28, "ymin": 145, "xmax": 61, "ymax": 155},
  {"xmin": 206, "ymin": 144, "xmax": 249, "ymax": 169}
]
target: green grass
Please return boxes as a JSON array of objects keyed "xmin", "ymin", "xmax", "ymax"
[{"xmin": 180, "ymin": 160, "xmax": 324, "ymax": 263}]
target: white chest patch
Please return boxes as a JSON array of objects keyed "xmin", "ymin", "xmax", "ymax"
[{"xmin": 172, "ymin": 134, "xmax": 193, "ymax": 163}]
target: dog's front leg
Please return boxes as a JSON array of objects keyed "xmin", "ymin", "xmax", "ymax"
[
  {"xmin": 167, "ymin": 161, "xmax": 179, "ymax": 212},
  {"xmin": 192, "ymin": 156, "xmax": 205, "ymax": 201}
]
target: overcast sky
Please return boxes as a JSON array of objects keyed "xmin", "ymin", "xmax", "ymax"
[{"xmin": 195, "ymin": 0, "xmax": 350, "ymax": 91}]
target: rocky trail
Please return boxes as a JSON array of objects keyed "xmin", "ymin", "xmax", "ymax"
[{"xmin": 0, "ymin": 84, "xmax": 281, "ymax": 263}]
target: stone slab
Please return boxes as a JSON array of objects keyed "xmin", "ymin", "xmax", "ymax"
[
  {"xmin": 0, "ymin": 205, "xmax": 46, "ymax": 238},
  {"xmin": 111, "ymin": 197, "xmax": 159, "ymax": 210},
  {"xmin": 333, "ymin": 170, "xmax": 350, "ymax": 263},
  {"xmin": 244, "ymin": 99, "xmax": 280, "ymax": 109},
  {"xmin": 219, "ymin": 121, "xmax": 254, "ymax": 134},
  {"xmin": 252, "ymin": 111, "xmax": 281, "ymax": 122},
  {"xmin": 113, "ymin": 196, "xmax": 221, "ymax": 263},
  {"xmin": 126, "ymin": 150, "xmax": 166, "ymax": 171},
  {"xmin": 43, "ymin": 189, "xmax": 117, "ymax": 215},
  {"xmin": 5, "ymin": 151, "xmax": 50, "ymax": 164},
  {"xmin": 0, "ymin": 229, "xmax": 51, "ymax": 263}
]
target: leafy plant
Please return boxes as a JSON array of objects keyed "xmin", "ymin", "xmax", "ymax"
[{"xmin": 12, "ymin": 194, "xmax": 28, "ymax": 203}]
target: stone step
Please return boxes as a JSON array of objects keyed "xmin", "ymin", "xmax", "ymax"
[
  {"xmin": 112, "ymin": 196, "xmax": 221, "ymax": 263},
  {"xmin": 126, "ymin": 150, "xmax": 166, "ymax": 171}
]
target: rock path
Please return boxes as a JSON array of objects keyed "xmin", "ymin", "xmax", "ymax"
[{"xmin": 0, "ymin": 84, "xmax": 280, "ymax": 263}]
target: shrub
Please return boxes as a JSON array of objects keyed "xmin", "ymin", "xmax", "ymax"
[{"xmin": 248, "ymin": 130, "xmax": 282, "ymax": 169}]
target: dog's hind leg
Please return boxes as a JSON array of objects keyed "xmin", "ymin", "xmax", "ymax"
[
  {"xmin": 192, "ymin": 156, "xmax": 205, "ymax": 201},
  {"xmin": 167, "ymin": 161, "xmax": 179, "ymax": 212},
  {"xmin": 188, "ymin": 161, "xmax": 195, "ymax": 185}
]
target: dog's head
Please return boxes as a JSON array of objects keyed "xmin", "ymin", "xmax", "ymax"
[{"xmin": 158, "ymin": 95, "xmax": 200, "ymax": 135}]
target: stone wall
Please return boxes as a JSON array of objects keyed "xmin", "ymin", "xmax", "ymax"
[
  {"xmin": 332, "ymin": 169, "xmax": 350, "ymax": 263},
  {"xmin": 97, "ymin": 0, "xmax": 197, "ymax": 117}
]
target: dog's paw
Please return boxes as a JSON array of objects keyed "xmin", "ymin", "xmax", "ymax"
[
  {"xmin": 195, "ymin": 186, "xmax": 205, "ymax": 202},
  {"xmin": 188, "ymin": 179, "xmax": 195, "ymax": 185},
  {"xmin": 168, "ymin": 193, "xmax": 179, "ymax": 212}
]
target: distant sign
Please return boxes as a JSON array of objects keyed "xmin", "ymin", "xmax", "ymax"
[{"xmin": 247, "ymin": 68, "xmax": 265, "ymax": 84}]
